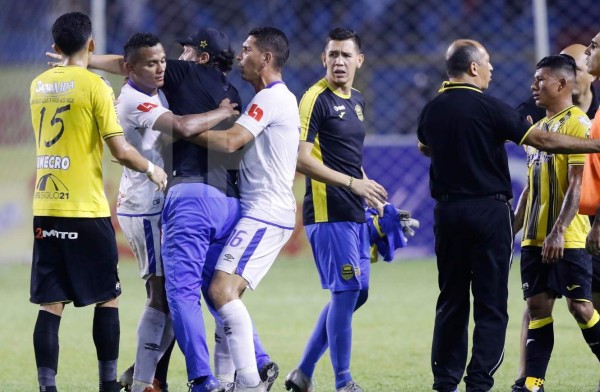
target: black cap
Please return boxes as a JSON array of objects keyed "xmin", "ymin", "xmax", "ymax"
[{"xmin": 178, "ymin": 27, "xmax": 231, "ymax": 56}]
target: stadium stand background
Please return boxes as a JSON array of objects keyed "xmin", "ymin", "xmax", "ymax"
[{"xmin": 1, "ymin": 0, "xmax": 599, "ymax": 261}]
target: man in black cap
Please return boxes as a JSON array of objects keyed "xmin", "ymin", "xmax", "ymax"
[{"xmin": 177, "ymin": 27, "xmax": 234, "ymax": 74}]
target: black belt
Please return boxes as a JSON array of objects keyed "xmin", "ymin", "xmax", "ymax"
[{"xmin": 436, "ymin": 193, "xmax": 509, "ymax": 202}]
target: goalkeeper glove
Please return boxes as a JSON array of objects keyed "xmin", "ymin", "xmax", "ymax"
[{"xmin": 398, "ymin": 209, "xmax": 420, "ymax": 237}]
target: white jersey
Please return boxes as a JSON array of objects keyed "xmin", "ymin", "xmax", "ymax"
[
  {"xmin": 115, "ymin": 82, "xmax": 170, "ymax": 215},
  {"xmin": 235, "ymin": 82, "xmax": 300, "ymax": 228}
]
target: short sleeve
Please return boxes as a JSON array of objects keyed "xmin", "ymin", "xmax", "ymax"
[
  {"xmin": 299, "ymin": 92, "xmax": 325, "ymax": 143},
  {"xmin": 92, "ymin": 76, "xmax": 123, "ymax": 140},
  {"xmin": 235, "ymin": 90, "xmax": 274, "ymax": 138}
]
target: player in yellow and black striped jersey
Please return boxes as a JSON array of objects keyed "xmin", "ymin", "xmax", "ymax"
[
  {"xmin": 29, "ymin": 12, "xmax": 166, "ymax": 392},
  {"xmin": 513, "ymin": 54, "xmax": 600, "ymax": 392},
  {"xmin": 521, "ymin": 106, "xmax": 591, "ymax": 247}
]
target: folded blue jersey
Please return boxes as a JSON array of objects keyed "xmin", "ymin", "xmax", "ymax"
[{"xmin": 365, "ymin": 204, "xmax": 407, "ymax": 263}]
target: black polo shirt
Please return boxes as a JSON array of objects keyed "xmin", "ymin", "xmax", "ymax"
[
  {"xmin": 162, "ymin": 59, "xmax": 242, "ymax": 197},
  {"xmin": 417, "ymin": 81, "xmax": 532, "ymax": 200},
  {"xmin": 517, "ymin": 83, "xmax": 600, "ymax": 122}
]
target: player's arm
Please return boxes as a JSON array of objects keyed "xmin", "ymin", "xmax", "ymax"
[
  {"xmin": 47, "ymin": 50, "xmax": 127, "ymax": 75},
  {"xmin": 186, "ymin": 123, "xmax": 254, "ymax": 152},
  {"xmin": 513, "ymin": 181, "xmax": 529, "ymax": 234},
  {"xmin": 296, "ymin": 140, "xmax": 387, "ymax": 207},
  {"xmin": 153, "ymin": 99, "xmax": 239, "ymax": 138},
  {"xmin": 105, "ymin": 134, "xmax": 167, "ymax": 191},
  {"xmin": 542, "ymin": 164, "xmax": 584, "ymax": 263},
  {"xmin": 523, "ymin": 127, "xmax": 600, "ymax": 153}
]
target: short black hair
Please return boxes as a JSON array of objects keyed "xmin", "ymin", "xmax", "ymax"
[
  {"xmin": 327, "ymin": 28, "xmax": 361, "ymax": 51},
  {"xmin": 446, "ymin": 41, "xmax": 482, "ymax": 78},
  {"xmin": 124, "ymin": 32, "xmax": 161, "ymax": 63},
  {"xmin": 248, "ymin": 27, "xmax": 289, "ymax": 69},
  {"xmin": 52, "ymin": 12, "xmax": 92, "ymax": 56},
  {"xmin": 536, "ymin": 54, "xmax": 577, "ymax": 79}
]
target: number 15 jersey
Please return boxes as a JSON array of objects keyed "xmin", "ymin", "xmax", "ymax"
[{"xmin": 30, "ymin": 66, "xmax": 123, "ymax": 218}]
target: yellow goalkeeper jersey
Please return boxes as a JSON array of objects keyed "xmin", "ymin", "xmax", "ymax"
[
  {"xmin": 522, "ymin": 105, "xmax": 591, "ymax": 248},
  {"xmin": 30, "ymin": 66, "xmax": 123, "ymax": 218}
]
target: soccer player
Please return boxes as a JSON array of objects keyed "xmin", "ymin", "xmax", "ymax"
[
  {"xmin": 512, "ymin": 43, "xmax": 599, "ymax": 392},
  {"xmin": 190, "ymin": 27, "xmax": 300, "ymax": 392},
  {"xmin": 284, "ymin": 28, "xmax": 387, "ymax": 392},
  {"xmin": 29, "ymin": 12, "xmax": 167, "ymax": 392},
  {"xmin": 513, "ymin": 54, "xmax": 600, "ymax": 392},
  {"xmin": 114, "ymin": 32, "xmax": 238, "ymax": 392}
]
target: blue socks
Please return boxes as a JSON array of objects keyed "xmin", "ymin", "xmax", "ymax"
[{"xmin": 298, "ymin": 290, "xmax": 365, "ymax": 389}]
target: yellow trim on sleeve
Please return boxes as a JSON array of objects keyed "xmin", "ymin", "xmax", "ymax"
[{"xmin": 311, "ymin": 135, "xmax": 328, "ymax": 222}]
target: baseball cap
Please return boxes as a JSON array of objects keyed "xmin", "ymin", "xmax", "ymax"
[{"xmin": 178, "ymin": 27, "xmax": 231, "ymax": 56}]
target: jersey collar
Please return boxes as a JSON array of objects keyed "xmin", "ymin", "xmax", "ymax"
[{"xmin": 438, "ymin": 81, "xmax": 482, "ymax": 94}]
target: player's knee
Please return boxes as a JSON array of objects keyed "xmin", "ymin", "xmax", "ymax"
[{"xmin": 568, "ymin": 300, "xmax": 594, "ymax": 323}]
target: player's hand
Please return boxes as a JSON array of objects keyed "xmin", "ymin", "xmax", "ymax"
[
  {"xmin": 586, "ymin": 222, "xmax": 600, "ymax": 257},
  {"xmin": 46, "ymin": 49, "xmax": 61, "ymax": 67},
  {"xmin": 351, "ymin": 178, "xmax": 387, "ymax": 208},
  {"xmin": 541, "ymin": 231, "xmax": 564, "ymax": 263},
  {"xmin": 219, "ymin": 98, "xmax": 239, "ymax": 116},
  {"xmin": 398, "ymin": 209, "xmax": 420, "ymax": 237},
  {"xmin": 147, "ymin": 165, "xmax": 168, "ymax": 192}
]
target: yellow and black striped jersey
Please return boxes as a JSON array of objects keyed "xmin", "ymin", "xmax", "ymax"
[
  {"xmin": 299, "ymin": 78, "xmax": 366, "ymax": 224},
  {"xmin": 522, "ymin": 105, "xmax": 592, "ymax": 247},
  {"xmin": 30, "ymin": 66, "xmax": 123, "ymax": 218}
]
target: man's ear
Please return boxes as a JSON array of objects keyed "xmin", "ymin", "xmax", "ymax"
[
  {"xmin": 88, "ymin": 37, "xmax": 95, "ymax": 53},
  {"xmin": 198, "ymin": 51, "xmax": 210, "ymax": 64},
  {"xmin": 125, "ymin": 61, "xmax": 134, "ymax": 73},
  {"xmin": 469, "ymin": 61, "xmax": 478, "ymax": 76},
  {"xmin": 356, "ymin": 53, "xmax": 364, "ymax": 69},
  {"xmin": 557, "ymin": 77, "xmax": 567, "ymax": 91},
  {"xmin": 321, "ymin": 52, "xmax": 326, "ymax": 67}
]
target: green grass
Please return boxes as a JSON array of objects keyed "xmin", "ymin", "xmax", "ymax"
[{"xmin": 1, "ymin": 257, "xmax": 598, "ymax": 391}]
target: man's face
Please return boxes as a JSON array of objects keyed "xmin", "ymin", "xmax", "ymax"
[
  {"xmin": 531, "ymin": 67, "xmax": 561, "ymax": 108},
  {"xmin": 561, "ymin": 46, "xmax": 596, "ymax": 102},
  {"xmin": 475, "ymin": 47, "xmax": 493, "ymax": 90},
  {"xmin": 179, "ymin": 45, "xmax": 198, "ymax": 62},
  {"xmin": 128, "ymin": 44, "xmax": 166, "ymax": 93},
  {"xmin": 585, "ymin": 33, "xmax": 600, "ymax": 77},
  {"xmin": 237, "ymin": 35, "xmax": 262, "ymax": 83},
  {"xmin": 322, "ymin": 39, "xmax": 363, "ymax": 90}
]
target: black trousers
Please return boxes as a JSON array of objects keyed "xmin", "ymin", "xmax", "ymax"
[{"xmin": 431, "ymin": 197, "xmax": 514, "ymax": 392}]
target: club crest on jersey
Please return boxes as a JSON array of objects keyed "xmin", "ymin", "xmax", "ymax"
[
  {"xmin": 355, "ymin": 104, "xmax": 364, "ymax": 121},
  {"xmin": 341, "ymin": 264, "xmax": 355, "ymax": 280}
]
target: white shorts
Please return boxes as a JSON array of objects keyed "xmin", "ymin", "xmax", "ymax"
[
  {"xmin": 117, "ymin": 213, "xmax": 163, "ymax": 280},
  {"xmin": 215, "ymin": 217, "xmax": 293, "ymax": 290}
]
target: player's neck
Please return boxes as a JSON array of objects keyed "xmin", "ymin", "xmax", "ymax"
[
  {"xmin": 574, "ymin": 86, "xmax": 593, "ymax": 114},
  {"xmin": 253, "ymin": 71, "xmax": 283, "ymax": 92},
  {"xmin": 60, "ymin": 49, "xmax": 90, "ymax": 68},
  {"xmin": 545, "ymin": 98, "xmax": 573, "ymax": 118}
]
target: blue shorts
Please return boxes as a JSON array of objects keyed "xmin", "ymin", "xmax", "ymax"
[{"xmin": 305, "ymin": 221, "xmax": 370, "ymax": 292}]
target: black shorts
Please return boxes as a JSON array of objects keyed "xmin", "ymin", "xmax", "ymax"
[
  {"xmin": 593, "ymin": 255, "xmax": 600, "ymax": 293},
  {"xmin": 520, "ymin": 246, "xmax": 592, "ymax": 301},
  {"xmin": 30, "ymin": 216, "xmax": 121, "ymax": 307}
]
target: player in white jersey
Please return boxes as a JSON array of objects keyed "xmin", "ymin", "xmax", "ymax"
[
  {"xmin": 113, "ymin": 33, "xmax": 237, "ymax": 392},
  {"xmin": 189, "ymin": 27, "xmax": 299, "ymax": 391}
]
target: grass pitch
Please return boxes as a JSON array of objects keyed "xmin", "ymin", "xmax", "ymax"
[{"xmin": 1, "ymin": 257, "xmax": 598, "ymax": 391}]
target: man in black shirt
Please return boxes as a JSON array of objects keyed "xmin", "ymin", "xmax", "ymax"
[{"xmin": 417, "ymin": 39, "xmax": 600, "ymax": 392}]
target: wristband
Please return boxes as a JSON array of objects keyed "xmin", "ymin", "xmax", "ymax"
[
  {"xmin": 145, "ymin": 161, "xmax": 155, "ymax": 176},
  {"xmin": 347, "ymin": 176, "xmax": 354, "ymax": 190}
]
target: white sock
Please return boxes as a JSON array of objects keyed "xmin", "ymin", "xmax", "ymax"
[
  {"xmin": 214, "ymin": 322, "xmax": 235, "ymax": 383},
  {"xmin": 132, "ymin": 307, "xmax": 168, "ymax": 385},
  {"xmin": 217, "ymin": 299, "xmax": 259, "ymax": 387}
]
